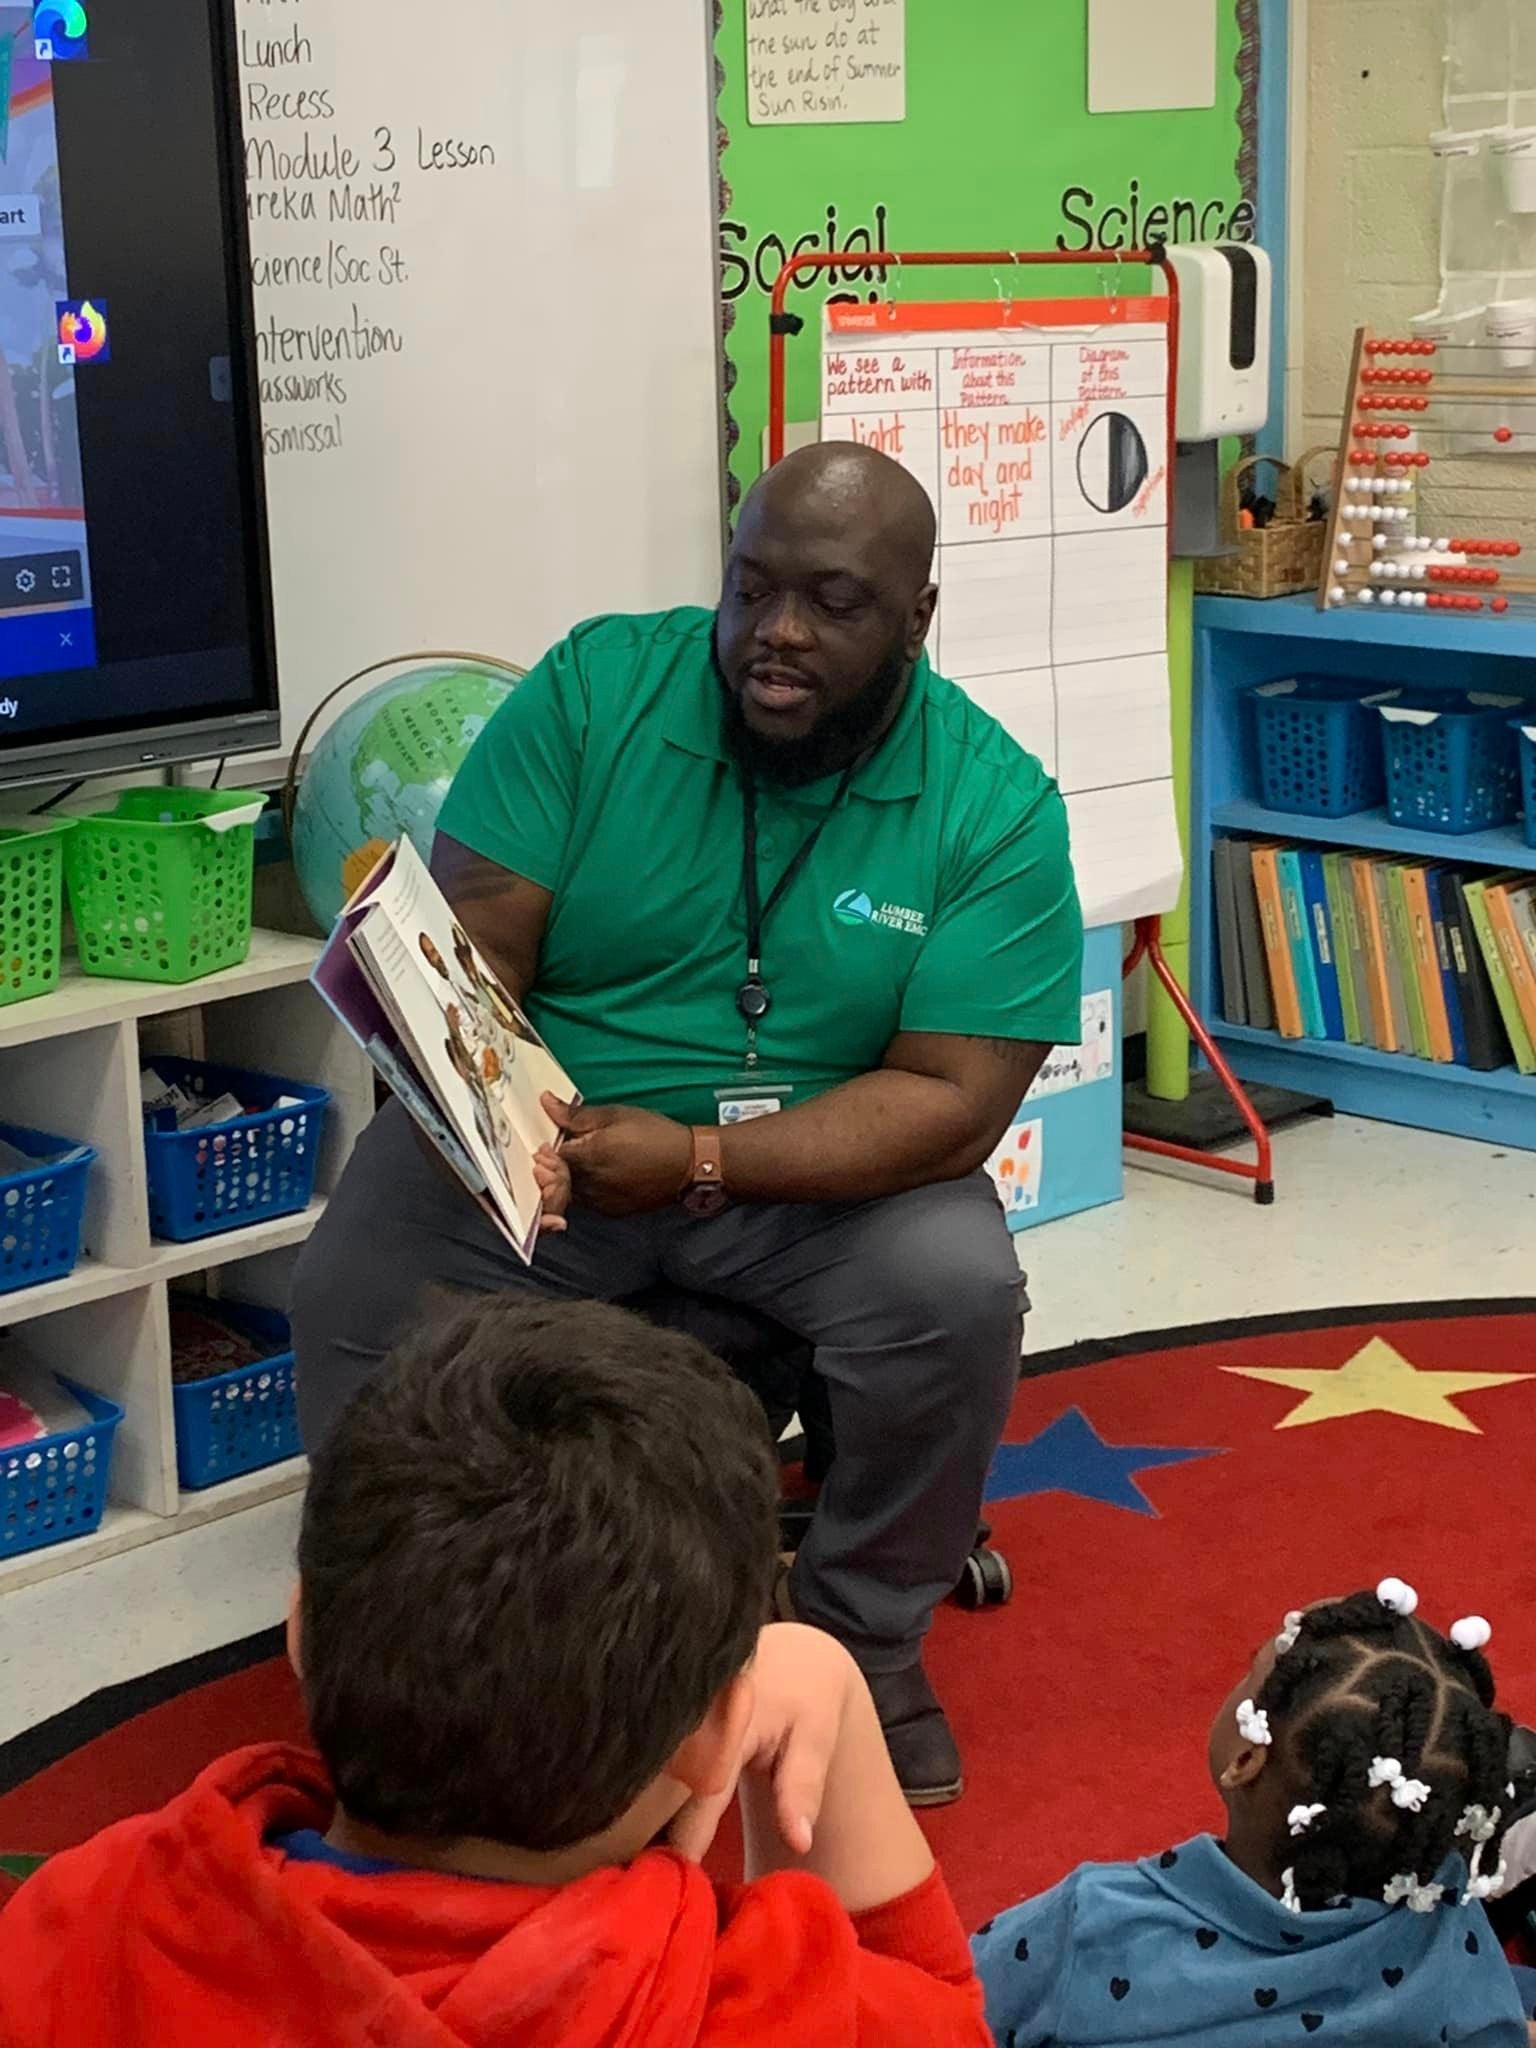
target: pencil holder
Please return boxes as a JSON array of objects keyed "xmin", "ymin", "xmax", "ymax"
[{"xmin": 1194, "ymin": 450, "xmax": 1330, "ymax": 600}]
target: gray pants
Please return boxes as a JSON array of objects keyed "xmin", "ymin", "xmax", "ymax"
[{"xmin": 290, "ymin": 1099, "xmax": 1025, "ymax": 1673}]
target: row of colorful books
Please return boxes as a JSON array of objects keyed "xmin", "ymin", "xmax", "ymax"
[{"xmin": 1212, "ymin": 837, "xmax": 1536, "ymax": 1075}]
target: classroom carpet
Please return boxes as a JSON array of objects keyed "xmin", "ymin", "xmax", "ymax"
[{"xmin": 3, "ymin": 1298, "xmax": 1534, "ymax": 1931}]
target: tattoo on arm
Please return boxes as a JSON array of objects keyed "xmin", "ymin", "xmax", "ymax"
[
  {"xmin": 451, "ymin": 866, "xmax": 533, "ymax": 907},
  {"xmin": 966, "ymin": 1036, "xmax": 1039, "ymax": 1066},
  {"xmin": 428, "ymin": 836, "xmax": 552, "ymax": 1000},
  {"xmin": 430, "ymin": 843, "xmax": 531, "ymax": 906}
]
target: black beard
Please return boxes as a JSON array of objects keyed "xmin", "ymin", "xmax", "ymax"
[{"xmin": 722, "ymin": 645, "xmax": 911, "ymax": 788}]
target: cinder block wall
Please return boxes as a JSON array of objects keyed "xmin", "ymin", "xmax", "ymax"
[{"xmin": 1302, "ymin": 0, "xmax": 1536, "ymax": 551}]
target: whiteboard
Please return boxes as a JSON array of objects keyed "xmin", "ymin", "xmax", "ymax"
[{"xmin": 234, "ymin": 0, "xmax": 725, "ymax": 759}]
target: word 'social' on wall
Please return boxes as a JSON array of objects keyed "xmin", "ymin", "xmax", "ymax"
[{"xmin": 720, "ymin": 179, "xmax": 1256, "ymax": 309}]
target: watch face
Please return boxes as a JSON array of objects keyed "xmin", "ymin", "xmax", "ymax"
[{"xmin": 682, "ymin": 1182, "xmax": 730, "ymax": 1219}]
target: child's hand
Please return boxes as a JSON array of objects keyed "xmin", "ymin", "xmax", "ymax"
[
  {"xmin": 669, "ymin": 1623, "xmax": 856, "ymax": 1862},
  {"xmin": 672, "ymin": 1622, "xmax": 935, "ymax": 1919},
  {"xmin": 533, "ymin": 1143, "xmax": 570, "ymax": 1234}
]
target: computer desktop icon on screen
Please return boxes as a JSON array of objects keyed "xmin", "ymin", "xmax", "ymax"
[
  {"xmin": 33, "ymin": 0, "xmax": 89, "ymax": 62},
  {"xmin": 55, "ymin": 298, "xmax": 109, "ymax": 365}
]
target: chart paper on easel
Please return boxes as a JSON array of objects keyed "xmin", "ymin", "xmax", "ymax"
[{"xmin": 820, "ymin": 297, "xmax": 1181, "ymax": 926}]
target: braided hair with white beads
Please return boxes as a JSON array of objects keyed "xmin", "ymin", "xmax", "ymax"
[{"xmin": 1256, "ymin": 1585, "xmax": 1511, "ymax": 1915}]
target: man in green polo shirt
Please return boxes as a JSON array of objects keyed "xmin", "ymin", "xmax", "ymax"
[{"xmin": 293, "ymin": 442, "xmax": 1082, "ymax": 1806}]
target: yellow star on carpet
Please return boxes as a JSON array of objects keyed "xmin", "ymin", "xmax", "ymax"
[{"xmin": 1223, "ymin": 1337, "xmax": 1532, "ymax": 1435}]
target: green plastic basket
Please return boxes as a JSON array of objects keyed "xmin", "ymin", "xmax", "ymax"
[
  {"xmin": 0, "ymin": 817, "xmax": 73, "ymax": 1007},
  {"xmin": 63, "ymin": 789, "xmax": 262, "ymax": 984}
]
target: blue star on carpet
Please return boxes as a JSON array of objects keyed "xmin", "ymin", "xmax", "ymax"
[{"xmin": 984, "ymin": 1405, "xmax": 1226, "ymax": 1518}]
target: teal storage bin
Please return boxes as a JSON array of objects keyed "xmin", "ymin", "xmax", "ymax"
[
  {"xmin": 1515, "ymin": 719, "xmax": 1536, "ymax": 849},
  {"xmin": 1377, "ymin": 690, "xmax": 1527, "ymax": 834}
]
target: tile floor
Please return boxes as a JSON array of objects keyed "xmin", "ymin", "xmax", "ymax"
[{"xmin": 3, "ymin": 1113, "xmax": 1533, "ymax": 1746}]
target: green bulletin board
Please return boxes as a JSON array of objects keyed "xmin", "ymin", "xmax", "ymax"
[{"xmin": 717, "ymin": 0, "xmax": 1250, "ymax": 506}]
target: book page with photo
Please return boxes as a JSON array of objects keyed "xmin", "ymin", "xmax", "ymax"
[{"xmin": 341, "ymin": 838, "xmax": 578, "ymax": 1259}]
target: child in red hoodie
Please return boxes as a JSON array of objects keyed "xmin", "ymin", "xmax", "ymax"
[{"xmin": 0, "ymin": 1294, "xmax": 986, "ymax": 2048}]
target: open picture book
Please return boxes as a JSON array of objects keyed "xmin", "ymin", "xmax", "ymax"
[{"xmin": 312, "ymin": 836, "xmax": 578, "ymax": 1262}]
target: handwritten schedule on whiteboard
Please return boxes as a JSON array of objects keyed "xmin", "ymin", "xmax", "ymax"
[
  {"xmin": 239, "ymin": 6, "xmax": 483, "ymax": 463},
  {"xmin": 821, "ymin": 296, "xmax": 1181, "ymax": 927},
  {"xmin": 747, "ymin": 0, "xmax": 905, "ymax": 126},
  {"xmin": 230, "ymin": 0, "xmax": 725, "ymax": 761}
]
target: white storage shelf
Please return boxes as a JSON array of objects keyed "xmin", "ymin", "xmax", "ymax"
[{"xmin": 0, "ymin": 931, "xmax": 373, "ymax": 1592}]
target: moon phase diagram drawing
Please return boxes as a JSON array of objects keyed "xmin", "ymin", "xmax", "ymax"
[{"xmin": 1077, "ymin": 412, "xmax": 1148, "ymax": 514}]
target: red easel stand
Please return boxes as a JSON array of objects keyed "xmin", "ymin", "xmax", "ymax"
[
  {"xmin": 1121, "ymin": 916, "xmax": 1275, "ymax": 1203},
  {"xmin": 765, "ymin": 244, "xmax": 1276, "ymax": 1203}
]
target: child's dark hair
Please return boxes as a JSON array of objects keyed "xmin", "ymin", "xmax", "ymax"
[
  {"xmin": 1257, "ymin": 1591, "xmax": 1511, "ymax": 1910},
  {"xmin": 298, "ymin": 1294, "xmax": 780, "ymax": 1852}
]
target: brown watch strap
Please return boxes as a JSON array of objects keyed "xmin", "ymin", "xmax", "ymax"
[{"xmin": 687, "ymin": 1126, "xmax": 726, "ymax": 1194}]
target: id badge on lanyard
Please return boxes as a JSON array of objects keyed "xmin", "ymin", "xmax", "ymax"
[
  {"xmin": 731, "ymin": 762, "xmax": 857, "ymax": 1095},
  {"xmin": 714, "ymin": 1078, "xmax": 795, "ymax": 1126}
]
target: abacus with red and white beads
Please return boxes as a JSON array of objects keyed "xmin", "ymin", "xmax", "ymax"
[{"xmin": 1317, "ymin": 327, "xmax": 1534, "ymax": 616}]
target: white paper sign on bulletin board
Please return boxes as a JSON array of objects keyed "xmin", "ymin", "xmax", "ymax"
[
  {"xmin": 746, "ymin": 0, "xmax": 905, "ymax": 126},
  {"xmin": 820, "ymin": 292, "xmax": 1182, "ymax": 928},
  {"xmin": 1087, "ymin": 0, "xmax": 1216, "ymax": 114}
]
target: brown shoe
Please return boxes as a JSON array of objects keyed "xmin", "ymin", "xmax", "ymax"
[{"xmin": 866, "ymin": 1661, "xmax": 963, "ymax": 1807}]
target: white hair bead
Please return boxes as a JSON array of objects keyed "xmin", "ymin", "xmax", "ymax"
[
  {"xmin": 1377, "ymin": 1577, "xmax": 1418, "ymax": 1616},
  {"xmin": 1451, "ymin": 1615, "xmax": 1492, "ymax": 1652},
  {"xmin": 1236, "ymin": 1698, "xmax": 1272, "ymax": 1746}
]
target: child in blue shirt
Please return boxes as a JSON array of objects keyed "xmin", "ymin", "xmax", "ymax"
[{"xmin": 976, "ymin": 1581, "xmax": 1532, "ymax": 2047}]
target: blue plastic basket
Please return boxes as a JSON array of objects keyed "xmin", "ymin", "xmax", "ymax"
[
  {"xmin": 0, "ymin": 1122, "xmax": 95, "ymax": 1297},
  {"xmin": 1517, "ymin": 719, "xmax": 1536, "ymax": 849},
  {"xmin": 172, "ymin": 1299, "xmax": 299, "ymax": 1491},
  {"xmin": 0, "ymin": 1377, "xmax": 121, "ymax": 1560},
  {"xmin": 1249, "ymin": 675, "xmax": 1400, "ymax": 818},
  {"xmin": 144, "ymin": 1059, "xmax": 328, "ymax": 1243},
  {"xmin": 1377, "ymin": 690, "xmax": 1528, "ymax": 834}
]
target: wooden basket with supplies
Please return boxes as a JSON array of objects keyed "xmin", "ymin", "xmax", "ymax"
[{"xmin": 1194, "ymin": 448, "xmax": 1331, "ymax": 600}]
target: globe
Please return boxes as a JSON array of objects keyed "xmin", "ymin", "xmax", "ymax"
[{"xmin": 290, "ymin": 659, "xmax": 520, "ymax": 930}]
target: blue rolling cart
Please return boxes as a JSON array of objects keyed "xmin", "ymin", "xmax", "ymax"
[{"xmin": 1191, "ymin": 595, "xmax": 1536, "ymax": 1152}]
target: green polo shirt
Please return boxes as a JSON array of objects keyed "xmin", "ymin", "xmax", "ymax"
[{"xmin": 436, "ymin": 608, "xmax": 1082, "ymax": 1126}]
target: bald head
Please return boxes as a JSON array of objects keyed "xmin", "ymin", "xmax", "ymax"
[
  {"xmin": 715, "ymin": 441, "xmax": 939, "ymax": 782},
  {"xmin": 741, "ymin": 441, "xmax": 937, "ymax": 592}
]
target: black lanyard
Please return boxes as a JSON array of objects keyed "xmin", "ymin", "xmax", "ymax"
[{"xmin": 737, "ymin": 762, "xmax": 858, "ymax": 1034}]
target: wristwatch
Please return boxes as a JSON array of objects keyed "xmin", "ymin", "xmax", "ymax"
[{"xmin": 680, "ymin": 1127, "xmax": 730, "ymax": 1218}]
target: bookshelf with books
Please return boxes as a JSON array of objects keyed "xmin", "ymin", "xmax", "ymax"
[{"xmin": 1192, "ymin": 595, "xmax": 1536, "ymax": 1151}]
